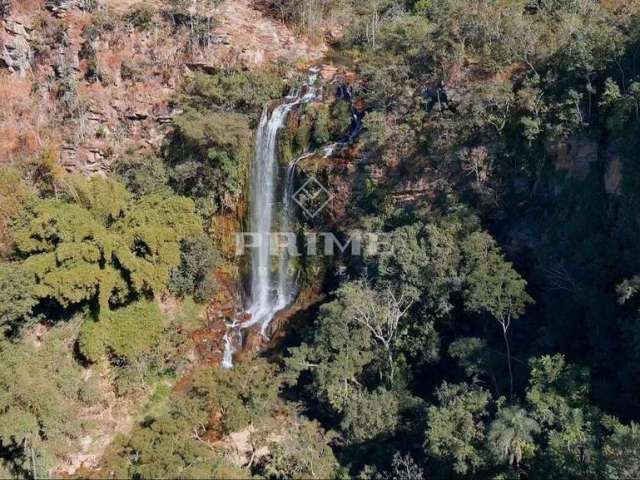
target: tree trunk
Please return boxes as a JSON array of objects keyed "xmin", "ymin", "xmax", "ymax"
[{"xmin": 502, "ymin": 323, "xmax": 514, "ymax": 396}]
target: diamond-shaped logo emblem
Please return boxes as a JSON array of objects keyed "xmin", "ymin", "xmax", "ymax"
[{"xmin": 292, "ymin": 176, "xmax": 333, "ymax": 218}]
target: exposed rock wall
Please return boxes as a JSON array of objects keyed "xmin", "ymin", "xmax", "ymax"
[
  {"xmin": 1, "ymin": 19, "xmax": 31, "ymax": 76},
  {"xmin": 546, "ymin": 135, "xmax": 599, "ymax": 180},
  {"xmin": 0, "ymin": 0, "xmax": 327, "ymax": 174}
]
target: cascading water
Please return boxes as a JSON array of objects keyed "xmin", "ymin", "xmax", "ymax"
[
  {"xmin": 222, "ymin": 69, "xmax": 319, "ymax": 368},
  {"xmin": 221, "ymin": 68, "xmax": 363, "ymax": 368},
  {"xmin": 245, "ymin": 69, "xmax": 319, "ymax": 331}
]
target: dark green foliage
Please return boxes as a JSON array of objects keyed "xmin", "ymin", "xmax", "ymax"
[
  {"xmin": 381, "ymin": 452, "xmax": 426, "ymax": 480},
  {"xmin": 284, "ymin": 281, "xmax": 399, "ymax": 413},
  {"xmin": 425, "ymin": 382, "xmax": 491, "ymax": 475},
  {"xmin": 525, "ymin": 354, "xmax": 591, "ymax": 430},
  {"xmin": 0, "ymin": 167, "xmax": 31, "ymax": 258},
  {"xmin": 487, "ymin": 405, "xmax": 540, "ymax": 467},
  {"xmin": 340, "ymin": 388, "xmax": 400, "ymax": 442},
  {"xmin": 263, "ymin": 415, "xmax": 339, "ymax": 479},
  {"xmin": 330, "ymin": 98, "xmax": 353, "ymax": 138},
  {"xmin": 125, "ymin": 2, "xmax": 155, "ymax": 30},
  {"xmin": 168, "ymin": 234, "xmax": 218, "ymax": 302},
  {"xmin": 0, "ymin": 263, "xmax": 39, "ymax": 332},
  {"xmin": 113, "ymin": 153, "xmax": 171, "ymax": 198},
  {"xmin": 601, "ymin": 417, "xmax": 640, "ymax": 480},
  {"xmin": 168, "ymin": 108, "xmax": 251, "ymax": 211},
  {"xmin": 312, "ymin": 105, "xmax": 331, "ymax": 145}
]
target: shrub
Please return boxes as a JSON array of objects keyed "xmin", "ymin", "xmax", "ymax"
[
  {"xmin": 0, "ymin": 263, "xmax": 39, "ymax": 333},
  {"xmin": 313, "ymin": 105, "xmax": 331, "ymax": 145},
  {"xmin": 167, "ymin": 108, "xmax": 252, "ymax": 211},
  {"xmin": 168, "ymin": 234, "xmax": 218, "ymax": 302},
  {"xmin": 330, "ymin": 98, "xmax": 353, "ymax": 138},
  {"xmin": 0, "ymin": 322, "xmax": 93, "ymax": 476},
  {"xmin": 125, "ymin": 2, "xmax": 155, "ymax": 31},
  {"xmin": 113, "ymin": 153, "xmax": 170, "ymax": 197},
  {"xmin": 180, "ymin": 69, "xmax": 285, "ymax": 121},
  {"xmin": 79, "ymin": 300, "xmax": 166, "ymax": 363},
  {"xmin": 0, "ymin": 168, "xmax": 31, "ymax": 258}
]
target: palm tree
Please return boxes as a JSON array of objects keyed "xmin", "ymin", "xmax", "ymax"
[{"xmin": 488, "ymin": 405, "xmax": 540, "ymax": 468}]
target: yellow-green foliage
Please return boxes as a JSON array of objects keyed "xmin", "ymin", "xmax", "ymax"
[
  {"xmin": 67, "ymin": 173, "xmax": 130, "ymax": 224},
  {"xmin": 0, "ymin": 321, "xmax": 94, "ymax": 476},
  {"xmin": 173, "ymin": 109, "xmax": 251, "ymax": 156},
  {"xmin": 112, "ymin": 194, "xmax": 203, "ymax": 294},
  {"xmin": 169, "ymin": 109, "xmax": 252, "ymax": 210},
  {"xmin": 0, "ymin": 168, "xmax": 32, "ymax": 258},
  {"xmin": 10, "ymin": 176, "xmax": 202, "ymax": 314},
  {"xmin": 189, "ymin": 355, "xmax": 283, "ymax": 434},
  {"xmin": 15, "ymin": 200, "xmax": 124, "ymax": 309},
  {"xmin": 79, "ymin": 300, "xmax": 165, "ymax": 362},
  {"xmin": 181, "ymin": 69, "xmax": 285, "ymax": 118}
]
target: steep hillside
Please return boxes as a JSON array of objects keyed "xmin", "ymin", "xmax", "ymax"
[{"xmin": 0, "ymin": 0, "xmax": 325, "ymax": 174}]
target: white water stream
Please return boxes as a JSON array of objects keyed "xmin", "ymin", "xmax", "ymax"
[{"xmin": 222, "ymin": 70, "xmax": 319, "ymax": 368}]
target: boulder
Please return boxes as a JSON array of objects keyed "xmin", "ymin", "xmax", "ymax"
[
  {"xmin": 320, "ymin": 63, "xmax": 338, "ymax": 82},
  {"xmin": 547, "ymin": 135, "xmax": 598, "ymax": 179},
  {"xmin": 1, "ymin": 20, "xmax": 32, "ymax": 77},
  {"xmin": 238, "ymin": 48, "xmax": 265, "ymax": 69},
  {"xmin": 46, "ymin": 0, "xmax": 75, "ymax": 18},
  {"xmin": 604, "ymin": 146, "xmax": 623, "ymax": 195},
  {"xmin": 0, "ymin": 1, "xmax": 11, "ymax": 18}
]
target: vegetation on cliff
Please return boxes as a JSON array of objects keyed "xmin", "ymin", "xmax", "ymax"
[{"xmin": 2, "ymin": 0, "xmax": 640, "ymax": 478}]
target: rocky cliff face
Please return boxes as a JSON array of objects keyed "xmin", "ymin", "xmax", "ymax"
[
  {"xmin": 0, "ymin": 0, "xmax": 326, "ymax": 174},
  {"xmin": 1, "ymin": 19, "xmax": 32, "ymax": 76}
]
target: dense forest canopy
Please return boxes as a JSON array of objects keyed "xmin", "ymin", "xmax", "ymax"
[{"xmin": 1, "ymin": 0, "xmax": 640, "ymax": 478}]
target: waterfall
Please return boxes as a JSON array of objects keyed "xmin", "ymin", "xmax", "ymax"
[
  {"xmin": 222, "ymin": 69, "xmax": 319, "ymax": 367},
  {"xmin": 242, "ymin": 101, "xmax": 296, "ymax": 330}
]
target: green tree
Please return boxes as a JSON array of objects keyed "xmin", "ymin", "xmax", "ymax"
[
  {"xmin": 601, "ymin": 417, "xmax": 640, "ymax": 480},
  {"xmin": 338, "ymin": 280, "xmax": 413, "ymax": 381},
  {"xmin": 380, "ymin": 452, "xmax": 425, "ymax": 480},
  {"xmin": 265, "ymin": 415, "xmax": 339, "ymax": 480},
  {"xmin": 168, "ymin": 234, "xmax": 218, "ymax": 302},
  {"xmin": 525, "ymin": 354, "xmax": 590, "ymax": 428},
  {"xmin": 0, "ymin": 167, "xmax": 31, "ymax": 258},
  {"xmin": 488, "ymin": 405, "xmax": 540, "ymax": 468},
  {"xmin": 340, "ymin": 388, "xmax": 400, "ymax": 442},
  {"xmin": 100, "ymin": 411, "xmax": 247, "ymax": 479},
  {"xmin": 168, "ymin": 108, "xmax": 252, "ymax": 212},
  {"xmin": 283, "ymin": 276, "xmax": 420, "ymax": 418},
  {"xmin": 113, "ymin": 153, "xmax": 171, "ymax": 198},
  {"xmin": 188, "ymin": 355, "xmax": 282, "ymax": 434},
  {"xmin": 525, "ymin": 355, "xmax": 599, "ymax": 479},
  {"xmin": 0, "ymin": 263, "xmax": 39, "ymax": 333},
  {"xmin": 10, "ymin": 177, "xmax": 202, "ymax": 321},
  {"xmin": 449, "ymin": 337, "xmax": 502, "ymax": 393},
  {"xmin": 0, "ymin": 322, "xmax": 94, "ymax": 477},
  {"xmin": 425, "ymin": 382, "xmax": 491, "ymax": 475},
  {"xmin": 463, "ymin": 232, "xmax": 533, "ymax": 395},
  {"xmin": 78, "ymin": 300, "xmax": 166, "ymax": 363}
]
